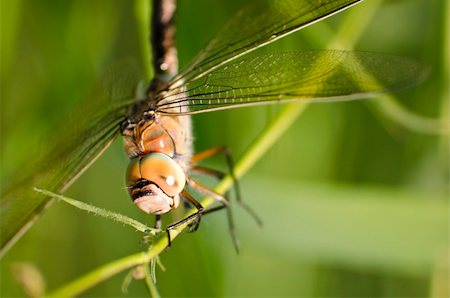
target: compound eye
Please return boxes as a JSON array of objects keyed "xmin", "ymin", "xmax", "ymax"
[
  {"xmin": 139, "ymin": 153, "xmax": 186, "ymax": 197},
  {"xmin": 125, "ymin": 158, "xmax": 141, "ymax": 187}
]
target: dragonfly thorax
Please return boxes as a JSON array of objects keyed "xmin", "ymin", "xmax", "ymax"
[{"xmin": 121, "ymin": 112, "xmax": 191, "ymax": 160}]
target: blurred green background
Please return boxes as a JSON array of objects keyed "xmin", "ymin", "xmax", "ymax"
[{"xmin": 1, "ymin": 0, "xmax": 448, "ymax": 297}]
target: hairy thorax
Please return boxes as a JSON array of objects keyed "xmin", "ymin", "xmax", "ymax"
[{"xmin": 121, "ymin": 113, "xmax": 192, "ymax": 172}]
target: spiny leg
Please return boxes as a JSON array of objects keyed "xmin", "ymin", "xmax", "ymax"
[
  {"xmin": 190, "ymin": 166, "xmax": 225, "ymax": 179},
  {"xmin": 166, "ymin": 190, "xmax": 203, "ymax": 248},
  {"xmin": 192, "ymin": 146, "xmax": 262, "ymax": 226},
  {"xmin": 147, "ymin": 214, "xmax": 163, "ymax": 246},
  {"xmin": 187, "ymin": 177, "xmax": 240, "ymax": 253},
  {"xmin": 154, "ymin": 214, "xmax": 162, "ymax": 230}
]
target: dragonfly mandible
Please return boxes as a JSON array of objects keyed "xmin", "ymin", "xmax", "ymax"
[{"xmin": 0, "ymin": 0, "xmax": 429, "ymax": 256}]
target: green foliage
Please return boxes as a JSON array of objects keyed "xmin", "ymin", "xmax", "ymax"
[{"xmin": 0, "ymin": 0, "xmax": 447, "ymax": 297}]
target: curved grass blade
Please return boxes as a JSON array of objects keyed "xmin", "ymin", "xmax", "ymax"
[
  {"xmin": 34, "ymin": 188, "xmax": 157, "ymax": 235},
  {"xmin": 169, "ymin": 0, "xmax": 362, "ymax": 88},
  {"xmin": 156, "ymin": 51, "xmax": 430, "ymax": 115}
]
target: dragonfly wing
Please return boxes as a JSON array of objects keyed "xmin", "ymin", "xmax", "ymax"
[
  {"xmin": 0, "ymin": 60, "xmax": 141, "ymax": 257},
  {"xmin": 156, "ymin": 51, "xmax": 429, "ymax": 115},
  {"xmin": 0, "ymin": 104, "xmax": 128, "ymax": 257},
  {"xmin": 170, "ymin": 0, "xmax": 362, "ymax": 87}
]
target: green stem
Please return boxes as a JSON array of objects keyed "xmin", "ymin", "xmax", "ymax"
[
  {"xmin": 134, "ymin": 0, "xmax": 152, "ymax": 81},
  {"xmin": 439, "ymin": 0, "xmax": 450, "ymax": 144},
  {"xmin": 144, "ymin": 263, "xmax": 161, "ymax": 298},
  {"xmin": 329, "ymin": 0, "xmax": 382, "ymax": 49},
  {"xmin": 45, "ymin": 252, "xmax": 150, "ymax": 297},
  {"xmin": 215, "ymin": 103, "xmax": 308, "ymax": 194},
  {"xmin": 372, "ymin": 97, "xmax": 448, "ymax": 135}
]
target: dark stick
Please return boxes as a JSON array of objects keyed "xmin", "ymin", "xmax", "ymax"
[{"xmin": 150, "ymin": 0, "xmax": 178, "ymax": 86}]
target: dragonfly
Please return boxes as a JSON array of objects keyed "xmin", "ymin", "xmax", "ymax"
[{"xmin": 0, "ymin": 0, "xmax": 429, "ymax": 256}]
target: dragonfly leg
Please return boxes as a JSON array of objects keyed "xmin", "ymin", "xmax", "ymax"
[
  {"xmin": 186, "ymin": 177, "xmax": 240, "ymax": 253},
  {"xmin": 166, "ymin": 190, "xmax": 203, "ymax": 248},
  {"xmin": 191, "ymin": 165, "xmax": 225, "ymax": 180},
  {"xmin": 154, "ymin": 214, "xmax": 162, "ymax": 230},
  {"xmin": 191, "ymin": 146, "xmax": 263, "ymax": 227}
]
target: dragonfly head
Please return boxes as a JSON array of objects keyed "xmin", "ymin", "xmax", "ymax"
[
  {"xmin": 126, "ymin": 153, "xmax": 185, "ymax": 214},
  {"xmin": 125, "ymin": 94, "xmax": 159, "ymax": 125}
]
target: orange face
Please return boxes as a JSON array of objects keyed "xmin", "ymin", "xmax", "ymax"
[{"xmin": 126, "ymin": 153, "xmax": 186, "ymax": 214}]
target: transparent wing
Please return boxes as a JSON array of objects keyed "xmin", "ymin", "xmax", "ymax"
[
  {"xmin": 169, "ymin": 0, "xmax": 362, "ymax": 88},
  {"xmin": 0, "ymin": 60, "xmax": 141, "ymax": 255},
  {"xmin": 0, "ymin": 105, "xmax": 126, "ymax": 255},
  {"xmin": 156, "ymin": 51, "xmax": 429, "ymax": 115}
]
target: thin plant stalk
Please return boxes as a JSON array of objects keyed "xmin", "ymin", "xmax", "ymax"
[
  {"xmin": 134, "ymin": 0, "xmax": 152, "ymax": 81},
  {"xmin": 46, "ymin": 252, "xmax": 151, "ymax": 297},
  {"xmin": 144, "ymin": 263, "xmax": 161, "ymax": 298}
]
